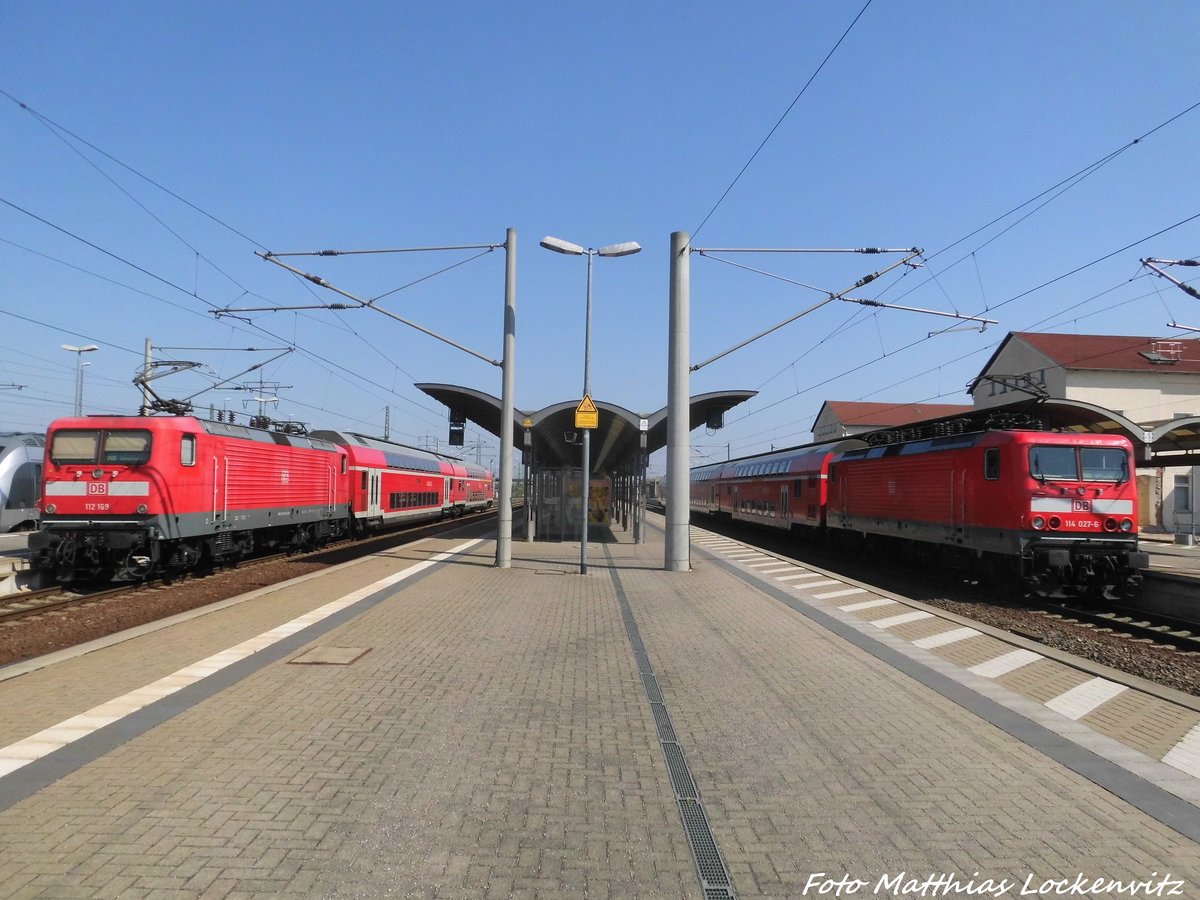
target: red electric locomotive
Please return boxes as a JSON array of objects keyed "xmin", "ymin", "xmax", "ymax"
[
  {"xmin": 30, "ymin": 416, "xmax": 352, "ymax": 581},
  {"xmin": 827, "ymin": 430, "xmax": 1147, "ymax": 598},
  {"xmin": 30, "ymin": 418, "xmax": 496, "ymax": 582},
  {"xmin": 690, "ymin": 429, "xmax": 1149, "ymax": 599}
]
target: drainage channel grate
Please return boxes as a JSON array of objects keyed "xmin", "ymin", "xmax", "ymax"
[
  {"xmin": 680, "ymin": 798, "xmax": 736, "ymax": 898},
  {"xmin": 604, "ymin": 546, "xmax": 737, "ymax": 900}
]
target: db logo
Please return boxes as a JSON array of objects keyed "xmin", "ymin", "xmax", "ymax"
[
  {"xmin": 87, "ymin": 482, "xmax": 109, "ymax": 495},
  {"xmin": 1072, "ymin": 499, "xmax": 1091, "ymax": 512}
]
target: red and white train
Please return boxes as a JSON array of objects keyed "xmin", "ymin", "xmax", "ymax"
[
  {"xmin": 29, "ymin": 415, "xmax": 493, "ymax": 582},
  {"xmin": 690, "ymin": 428, "xmax": 1149, "ymax": 599}
]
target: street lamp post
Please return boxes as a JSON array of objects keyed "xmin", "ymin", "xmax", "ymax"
[
  {"xmin": 62, "ymin": 344, "xmax": 98, "ymax": 416},
  {"xmin": 540, "ymin": 236, "xmax": 641, "ymax": 575}
]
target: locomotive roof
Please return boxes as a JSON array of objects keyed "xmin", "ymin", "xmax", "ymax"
[{"xmin": 195, "ymin": 419, "xmax": 342, "ymax": 452}]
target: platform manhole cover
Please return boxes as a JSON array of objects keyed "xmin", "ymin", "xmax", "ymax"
[{"xmin": 288, "ymin": 647, "xmax": 371, "ymax": 666}]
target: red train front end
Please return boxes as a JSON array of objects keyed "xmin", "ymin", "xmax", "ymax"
[
  {"xmin": 30, "ymin": 416, "xmax": 351, "ymax": 581},
  {"xmin": 828, "ymin": 430, "xmax": 1148, "ymax": 600}
]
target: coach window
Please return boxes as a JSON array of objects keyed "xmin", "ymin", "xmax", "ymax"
[
  {"xmin": 181, "ymin": 435, "xmax": 197, "ymax": 467},
  {"xmin": 984, "ymin": 448, "xmax": 1000, "ymax": 480}
]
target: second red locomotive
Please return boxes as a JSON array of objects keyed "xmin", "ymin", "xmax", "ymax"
[{"xmin": 690, "ymin": 428, "xmax": 1148, "ymax": 600}]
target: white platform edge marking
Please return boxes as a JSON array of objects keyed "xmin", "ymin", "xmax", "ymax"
[
  {"xmin": 967, "ymin": 648, "xmax": 1043, "ymax": 679},
  {"xmin": 872, "ymin": 610, "xmax": 935, "ymax": 630},
  {"xmin": 1163, "ymin": 723, "xmax": 1200, "ymax": 778},
  {"xmin": 814, "ymin": 587, "xmax": 869, "ymax": 600},
  {"xmin": 911, "ymin": 626, "xmax": 981, "ymax": 649},
  {"xmin": 0, "ymin": 538, "xmax": 483, "ymax": 779},
  {"xmin": 1045, "ymin": 677, "xmax": 1129, "ymax": 721},
  {"xmin": 838, "ymin": 597, "xmax": 894, "ymax": 612}
]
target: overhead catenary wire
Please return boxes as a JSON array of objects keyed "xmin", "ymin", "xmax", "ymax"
[
  {"xmin": 0, "ymin": 198, "xmax": 458, "ymax": 425},
  {"xmin": 690, "ymin": 0, "xmax": 875, "ymax": 240}
]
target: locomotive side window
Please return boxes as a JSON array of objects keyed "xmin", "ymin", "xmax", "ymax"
[
  {"xmin": 1029, "ymin": 446, "xmax": 1076, "ymax": 481},
  {"xmin": 984, "ymin": 448, "xmax": 1000, "ymax": 481},
  {"xmin": 1081, "ymin": 448, "xmax": 1128, "ymax": 482},
  {"xmin": 181, "ymin": 435, "xmax": 197, "ymax": 466},
  {"xmin": 102, "ymin": 431, "xmax": 152, "ymax": 465},
  {"xmin": 50, "ymin": 430, "xmax": 101, "ymax": 464}
]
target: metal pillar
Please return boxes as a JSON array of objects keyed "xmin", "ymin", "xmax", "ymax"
[
  {"xmin": 496, "ymin": 227, "xmax": 517, "ymax": 568},
  {"xmin": 665, "ymin": 231, "xmax": 690, "ymax": 571},
  {"xmin": 580, "ymin": 252, "xmax": 594, "ymax": 574}
]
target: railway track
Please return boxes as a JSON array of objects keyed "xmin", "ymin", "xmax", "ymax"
[
  {"xmin": 1029, "ymin": 601, "xmax": 1200, "ymax": 655},
  {"xmin": 0, "ymin": 508, "xmax": 503, "ymax": 627}
]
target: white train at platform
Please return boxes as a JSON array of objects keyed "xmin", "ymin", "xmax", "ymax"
[{"xmin": 0, "ymin": 432, "xmax": 44, "ymax": 533}]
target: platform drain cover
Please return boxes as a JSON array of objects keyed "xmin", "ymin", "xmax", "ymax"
[{"xmin": 289, "ymin": 647, "xmax": 371, "ymax": 666}]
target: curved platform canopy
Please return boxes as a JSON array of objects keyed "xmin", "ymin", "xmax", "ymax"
[
  {"xmin": 416, "ymin": 384, "xmax": 757, "ymax": 475},
  {"xmin": 858, "ymin": 397, "xmax": 1200, "ymax": 467}
]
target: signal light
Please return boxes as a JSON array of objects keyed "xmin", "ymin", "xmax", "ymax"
[
  {"xmin": 1104, "ymin": 518, "xmax": 1118, "ymax": 532},
  {"xmin": 1032, "ymin": 516, "xmax": 1045, "ymax": 530},
  {"xmin": 137, "ymin": 504, "xmax": 149, "ymax": 514},
  {"xmin": 1121, "ymin": 519, "xmax": 1133, "ymax": 532},
  {"xmin": 45, "ymin": 503, "xmax": 56, "ymax": 514},
  {"xmin": 1048, "ymin": 516, "xmax": 1061, "ymax": 529}
]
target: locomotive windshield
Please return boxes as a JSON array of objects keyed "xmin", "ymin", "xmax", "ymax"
[
  {"xmin": 50, "ymin": 429, "xmax": 152, "ymax": 466},
  {"xmin": 1029, "ymin": 445, "xmax": 1129, "ymax": 483},
  {"xmin": 1081, "ymin": 447, "xmax": 1129, "ymax": 482}
]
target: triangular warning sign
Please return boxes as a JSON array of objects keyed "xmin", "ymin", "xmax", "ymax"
[{"xmin": 576, "ymin": 394, "xmax": 597, "ymax": 414}]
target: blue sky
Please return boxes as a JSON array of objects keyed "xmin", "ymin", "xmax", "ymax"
[{"xmin": 3, "ymin": 2, "xmax": 1199, "ymax": 474}]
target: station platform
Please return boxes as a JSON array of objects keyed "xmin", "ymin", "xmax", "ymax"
[{"xmin": 1, "ymin": 516, "xmax": 1199, "ymax": 898}]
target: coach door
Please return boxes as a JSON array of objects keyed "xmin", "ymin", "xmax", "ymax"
[
  {"xmin": 781, "ymin": 486, "xmax": 790, "ymax": 524},
  {"xmin": 361, "ymin": 469, "xmax": 382, "ymax": 518}
]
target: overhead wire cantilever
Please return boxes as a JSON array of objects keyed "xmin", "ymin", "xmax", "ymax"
[
  {"xmin": 689, "ymin": 248, "xmax": 924, "ymax": 372},
  {"xmin": 211, "ymin": 252, "xmax": 502, "ymax": 367}
]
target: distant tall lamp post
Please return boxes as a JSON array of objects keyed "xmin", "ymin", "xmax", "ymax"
[
  {"xmin": 540, "ymin": 236, "xmax": 641, "ymax": 574},
  {"xmin": 62, "ymin": 344, "xmax": 98, "ymax": 416}
]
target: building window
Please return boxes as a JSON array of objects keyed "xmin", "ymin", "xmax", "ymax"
[{"xmin": 1175, "ymin": 475, "xmax": 1191, "ymax": 513}]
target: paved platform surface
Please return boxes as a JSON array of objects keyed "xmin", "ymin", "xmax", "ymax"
[{"xmin": 0, "ymin": 516, "xmax": 1198, "ymax": 898}]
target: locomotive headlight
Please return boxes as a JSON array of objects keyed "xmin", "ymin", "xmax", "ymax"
[
  {"xmin": 93, "ymin": 468, "xmax": 104, "ymax": 479},
  {"xmin": 1076, "ymin": 487, "xmax": 1086, "ymax": 496},
  {"xmin": 1032, "ymin": 516, "xmax": 1045, "ymax": 530},
  {"xmin": 137, "ymin": 504, "xmax": 149, "ymax": 515},
  {"xmin": 45, "ymin": 503, "xmax": 56, "ymax": 514},
  {"xmin": 1104, "ymin": 518, "xmax": 1118, "ymax": 532},
  {"xmin": 1121, "ymin": 518, "xmax": 1133, "ymax": 532},
  {"xmin": 1048, "ymin": 516, "xmax": 1061, "ymax": 529}
]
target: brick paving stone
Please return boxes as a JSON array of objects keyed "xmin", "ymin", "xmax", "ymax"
[{"xmin": 0, "ymin": 526, "xmax": 1197, "ymax": 898}]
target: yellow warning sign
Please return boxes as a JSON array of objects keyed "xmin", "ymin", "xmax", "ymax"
[
  {"xmin": 575, "ymin": 394, "xmax": 599, "ymax": 429},
  {"xmin": 522, "ymin": 418, "xmax": 533, "ymax": 428}
]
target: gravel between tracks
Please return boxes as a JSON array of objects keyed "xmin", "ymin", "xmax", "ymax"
[{"xmin": 0, "ymin": 555, "xmax": 325, "ymax": 668}]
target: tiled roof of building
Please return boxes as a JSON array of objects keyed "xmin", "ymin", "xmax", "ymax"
[
  {"xmin": 1004, "ymin": 332, "xmax": 1200, "ymax": 373},
  {"xmin": 822, "ymin": 400, "xmax": 975, "ymax": 427}
]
